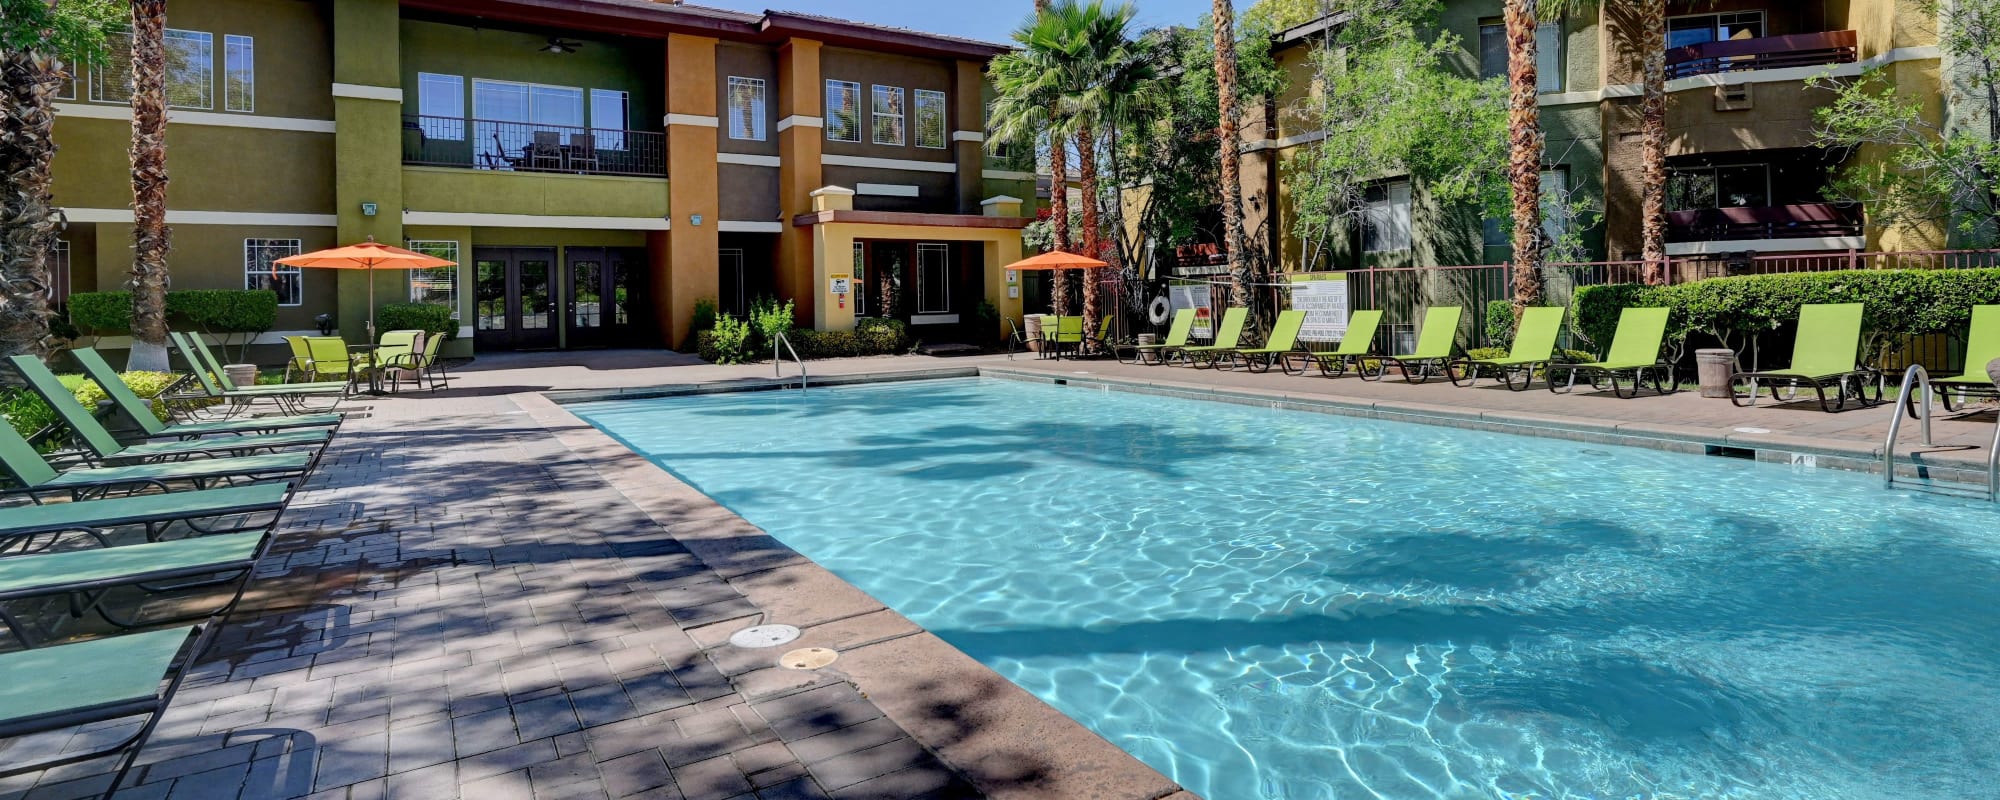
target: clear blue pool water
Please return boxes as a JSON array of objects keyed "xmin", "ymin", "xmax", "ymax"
[{"xmin": 572, "ymin": 378, "xmax": 2000, "ymax": 800}]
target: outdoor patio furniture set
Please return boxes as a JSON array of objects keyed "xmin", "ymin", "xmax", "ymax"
[
  {"xmin": 283, "ymin": 329, "xmax": 451, "ymax": 395},
  {"xmin": 0, "ymin": 334, "xmax": 348, "ymax": 797}
]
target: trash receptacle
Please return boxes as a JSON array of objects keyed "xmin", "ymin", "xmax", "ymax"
[
  {"xmin": 1696, "ymin": 349, "xmax": 1735, "ymax": 398},
  {"xmin": 1987, "ymin": 356, "xmax": 2000, "ymax": 387},
  {"xmin": 1024, "ymin": 314, "xmax": 1045, "ymax": 352},
  {"xmin": 224, "ymin": 363, "xmax": 258, "ymax": 391}
]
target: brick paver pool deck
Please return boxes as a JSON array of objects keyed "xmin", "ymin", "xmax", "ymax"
[{"xmin": 2, "ymin": 348, "xmax": 1991, "ymax": 800}]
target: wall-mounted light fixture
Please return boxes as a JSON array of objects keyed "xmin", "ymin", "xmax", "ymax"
[
  {"xmin": 360, "ymin": 202, "xmax": 378, "ymax": 217},
  {"xmin": 690, "ymin": 214, "xmax": 704, "ymax": 227}
]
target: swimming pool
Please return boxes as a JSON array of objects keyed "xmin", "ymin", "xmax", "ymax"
[{"xmin": 572, "ymin": 377, "xmax": 2000, "ymax": 800}]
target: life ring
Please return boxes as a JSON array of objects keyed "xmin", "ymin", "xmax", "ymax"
[{"xmin": 1148, "ymin": 296, "xmax": 1173, "ymax": 325}]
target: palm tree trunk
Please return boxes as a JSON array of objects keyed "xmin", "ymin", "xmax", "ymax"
[
  {"xmin": 1077, "ymin": 124, "xmax": 1102, "ymax": 342},
  {"xmin": 1638, "ymin": 0, "xmax": 1669, "ymax": 286},
  {"xmin": 1213, "ymin": 0, "xmax": 1249, "ymax": 310},
  {"xmin": 1049, "ymin": 137, "xmax": 1073, "ymax": 315},
  {"xmin": 127, "ymin": 0, "xmax": 172, "ymax": 372},
  {"xmin": 0, "ymin": 49, "xmax": 65, "ymax": 362},
  {"xmin": 1504, "ymin": 0, "xmax": 1545, "ymax": 310}
]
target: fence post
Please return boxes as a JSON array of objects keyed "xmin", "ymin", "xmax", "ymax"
[{"xmin": 1847, "ymin": 248, "xmax": 1859, "ymax": 271}]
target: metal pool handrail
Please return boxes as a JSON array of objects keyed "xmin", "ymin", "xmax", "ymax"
[
  {"xmin": 1883, "ymin": 365, "xmax": 1935, "ymax": 490},
  {"xmin": 773, "ymin": 331, "xmax": 806, "ymax": 391}
]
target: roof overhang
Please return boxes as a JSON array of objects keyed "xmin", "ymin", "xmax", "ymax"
[
  {"xmin": 792, "ymin": 210, "xmax": 1032, "ymax": 230},
  {"xmin": 397, "ymin": 0, "xmax": 1009, "ymax": 60}
]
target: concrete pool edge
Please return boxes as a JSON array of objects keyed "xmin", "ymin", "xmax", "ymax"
[{"xmin": 510, "ymin": 388, "xmax": 1193, "ymax": 800}]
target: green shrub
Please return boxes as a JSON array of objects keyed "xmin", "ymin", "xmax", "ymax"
[
  {"xmin": 855, "ymin": 317, "xmax": 908, "ymax": 354},
  {"xmin": 1464, "ymin": 347, "xmax": 1507, "ymax": 361},
  {"xmin": 2, "ymin": 370, "xmax": 179, "ymax": 445},
  {"xmin": 68, "ymin": 291, "xmax": 131, "ymax": 336},
  {"xmin": 71, "ymin": 370, "xmax": 177, "ymax": 424},
  {"xmin": 167, "ymin": 289, "xmax": 278, "ymax": 333},
  {"xmin": 377, "ymin": 303, "xmax": 457, "ymax": 340},
  {"xmin": 1483, "ymin": 300, "xmax": 1515, "ymax": 349},
  {"xmin": 707, "ymin": 314, "xmax": 753, "ymax": 364},
  {"xmin": 749, "ymin": 297, "xmax": 795, "ymax": 342},
  {"xmin": 692, "ymin": 298, "xmax": 718, "ymax": 334}
]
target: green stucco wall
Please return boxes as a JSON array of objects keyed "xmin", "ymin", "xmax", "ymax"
[{"xmin": 401, "ymin": 168, "xmax": 670, "ymax": 219}]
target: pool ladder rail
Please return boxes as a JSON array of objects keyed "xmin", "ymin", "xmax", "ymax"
[
  {"xmin": 773, "ymin": 331, "xmax": 806, "ymax": 392},
  {"xmin": 1883, "ymin": 364, "xmax": 2000, "ymax": 501}
]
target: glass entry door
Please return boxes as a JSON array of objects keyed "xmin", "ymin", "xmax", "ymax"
[
  {"xmin": 566, "ymin": 247, "xmax": 645, "ymax": 348},
  {"xmin": 471, "ymin": 247, "xmax": 558, "ymax": 351}
]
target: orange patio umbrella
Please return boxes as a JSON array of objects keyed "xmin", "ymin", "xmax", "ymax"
[
  {"xmin": 1003, "ymin": 250, "xmax": 1110, "ymax": 271},
  {"xmin": 276, "ymin": 236, "xmax": 456, "ymax": 340}
]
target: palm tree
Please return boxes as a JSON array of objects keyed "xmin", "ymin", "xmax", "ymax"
[
  {"xmin": 1, "ymin": 0, "xmax": 117, "ymax": 362},
  {"xmin": 990, "ymin": 4, "xmax": 1076, "ymax": 314},
  {"xmin": 1635, "ymin": 1, "xmax": 1669, "ymax": 286},
  {"xmin": 1503, "ymin": 0, "xmax": 1546, "ymax": 310},
  {"xmin": 126, "ymin": 0, "xmax": 172, "ymax": 372},
  {"xmin": 1212, "ymin": 0, "xmax": 1251, "ymax": 310}
]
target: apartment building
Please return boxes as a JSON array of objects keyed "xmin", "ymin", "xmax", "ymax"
[
  {"xmin": 1236, "ymin": 0, "xmax": 1948, "ymax": 277},
  {"xmin": 51, "ymin": 0, "xmax": 1036, "ymax": 354}
]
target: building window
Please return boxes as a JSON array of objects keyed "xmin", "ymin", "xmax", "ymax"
[
  {"xmin": 727, "ymin": 77, "xmax": 766, "ymax": 141},
  {"xmin": 49, "ymin": 240, "xmax": 71, "ymax": 302},
  {"xmin": 590, "ymin": 88, "xmax": 628, "ymax": 150},
  {"xmin": 916, "ymin": 243, "xmax": 950, "ymax": 314},
  {"xmin": 872, "ymin": 86, "xmax": 905, "ymax": 146},
  {"xmin": 406, "ymin": 240, "xmax": 460, "ymax": 317},
  {"xmin": 1669, "ymin": 11, "xmax": 1765, "ymax": 49},
  {"xmin": 472, "ymin": 79, "xmax": 584, "ymax": 168},
  {"xmin": 913, "ymin": 89, "xmax": 947, "ymax": 149},
  {"xmin": 1668, "ymin": 163, "xmax": 1772, "ymax": 211},
  {"xmin": 1361, "ymin": 180, "xmax": 1412, "ymax": 254},
  {"xmin": 54, "ymin": 72, "xmax": 75, "ymax": 101},
  {"xmin": 826, "ymin": 80, "xmax": 861, "ymax": 142},
  {"xmin": 91, "ymin": 28, "xmax": 214, "ymax": 109},
  {"xmin": 245, "ymin": 239, "xmax": 303, "ymax": 306},
  {"xmin": 224, "ymin": 34, "xmax": 252, "ymax": 112},
  {"xmin": 417, "ymin": 73, "xmax": 463, "ymax": 140},
  {"xmin": 1477, "ymin": 21, "xmax": 1563, "ymax": 93}
]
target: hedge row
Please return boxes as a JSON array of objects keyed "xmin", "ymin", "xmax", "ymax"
[
  {"xmin": 1, "ymin": 371, "xmax": 179, "ymax": 445},
  {"xmin": 696, "ymin": 318, "xmax": 909, "ymax": 363},
  {"xmin": 376, "ymin": 303, "xmax": 457, "ymax": 340},
  {"xmin": 1569, "ymin": 269, "xmax": 2000, "ymax": 359},
  {"xmin": 68, "ymin": 289, "xmax": 280, "ymax": 335}
]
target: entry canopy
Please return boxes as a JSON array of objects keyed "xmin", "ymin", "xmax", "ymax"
[{"xmin": 1004, "ymin": 250, "xmax": 1109, "ymax": 271}]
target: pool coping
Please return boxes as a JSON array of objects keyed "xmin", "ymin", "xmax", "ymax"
[
  {"xmin": 517, "ymin": 363, "xmax": 1990, "ymax": 800},
  {"xmin": 513, "ymin": 380, "xmax": 1194, "ymax": 800}
]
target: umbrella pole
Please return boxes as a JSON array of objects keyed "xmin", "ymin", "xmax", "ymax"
[{"xmin": 366, "ymin": 264, "xmax": 377, "ymax": 342}]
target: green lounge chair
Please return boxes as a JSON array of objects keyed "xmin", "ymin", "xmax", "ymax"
[
  {"xmin": 1448, "ymin": 306, "xmax": 1565, "ymax": 390},
  {"xmin": 0, "ymin": 422, "xmax": 311, "ymax": 500},
  {"xmin": 1546, "ymin": 307, "xmax": 1675, "ymax": 398},
  {"xmin": 72, "ymin": 348, "xmax": 342, "ymax": 439},
  {"xmin": 1366, "ymin": 306, "xmax": 1463, "ymax": 383},
  {"xmin": 1119, "ymin": 309, "xmax": 1195, "ymax": 366},
  {"xmin": 0, "ymin": 625, "xmax": 214, "ymax": 792},
  {"xmin": 0, "ymin": 530, "xmax": 273, "ymax": 646},
  {"xmin": 0, "ymin": 482, "xmax": 290, "ymax": 551},
  {"xmin": 1178, "ymin": 307, "xmax": 1249, "ymax": 368},
  {"xmin": 1218, "ymin": 309, "xmax": 1306, "ymax": 373},
  {"xmin": 1291, "ymin": 310, "xmax": 1384, "ymax": 378},
  {"xmin": 171, "ymin": 332, "xmax": 346, "ymax": 416},
  {"xmin": 180, "ymin": 332, "xmax": 348, "ymax": 394},
  {"xmin": 6, "ymin": 356, "xmax": 330, "ymax": 465},
  {"xmin": 1931, "ymin": 304, "xmax": 2000, "ymax": 412},
  {"xmin": 1729, "ymin": 302, "xmax": 1880, "ymax": 412}
]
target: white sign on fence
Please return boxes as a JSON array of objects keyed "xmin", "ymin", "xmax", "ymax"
[
  {"xmin": 1290, "ymin": 272, "xmax": 1349, "ymax": 341},
  {"xmin": 1169, "ymin": 284, "xmax": 1214, "ymax": 339}
]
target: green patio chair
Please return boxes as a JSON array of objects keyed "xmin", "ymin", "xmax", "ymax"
[
  {"xmin": 381, "ymin": 330, "xmax": 451, "ymax": 392},
  {"xmin": 1366, "ymin": 306, "xmax": 1463, "ymax": 383},
  {"xmin": 366, "ymin": 329, "xmax": 421, "ymax": 379},
  {"xmin": 1178, "ymin": 307, "xmax": 1249, "ymax": 368},
  {"xmin": 0, "ymin": 421, "xmax": 312, "ymax": 501},
  {"xmin": 281, "ymin": 336, "xmax": 314, "ymax": 383},
  {"xmin": 1218, "ymin": 310, "xmax": 1306, "ymax": 373},
  {"xmin": 1730, "ymin": 302, "xmax": 1880, "ymax": 412},
  {"xmin": 7, "ymin": 356, "xmax": 330, "ymax": 466},
  {"xmin": 1119, "ymin": 309, "xmax": 1195, "ymax": 366},
  {"xmin": 299, "ymin": 335, "xmax": 361, "ymax": 384},
  {"xmin": 73, "ymin": 348, "xmax": 342, "ymax": 439},
  {"xmin": 1448, "ymin": 306, "xmax": 1565, "ymax": 390},
  {"xmin": 0, "ymin": 481, "xmax": 290, "ymax": 552},
  {"xmin": 171, "ymin": 333, "xmax": 346, "ymax": 416},
  {"xmin": 0, "ymin": 530, "xmax": 272, "ymax": 648},
  {"xmin": 1047, "ymin": 316, "xmax": 1086, "ymax": 360},
  {"xmin": 1546, "ymin": 307, "xmax": 1675, "ymax": 399},
  {"xmin": 1929, "ymin": 304, "xmax": 2000, "ymax": 412},
  {"xmin": 1292, "ymin": 310, "xmax": 1384, "ymax": 378},
  {"xmin": 184, "ymin": 333, "xmax": 347, "ymax": 394},
  {"xmin": 0, "ymin": 625, "xmax": 213, "ymax": 791}
]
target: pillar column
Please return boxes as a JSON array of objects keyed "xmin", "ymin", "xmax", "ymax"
[
  {"xmin": 951, "ymin": 60, "xmax": 986, "ymax": 214},
  {"xmin": 777, "ymin": 39, "xmax": 825, "ymax": 324},
  {"xmin": 662, "ymin": 33, "xmax": 721, "ymax": 349},
  {"xmin": 331, "ymin": 0, "xmax": 403, "ymax": 342}
]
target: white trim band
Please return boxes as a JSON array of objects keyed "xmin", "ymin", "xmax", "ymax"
[
  {"xmin": 822, "ymin": 154, "xmax": 957, "ymax": 173},
  {"xmin": 717, "ymin": 153, "xmax": 782, "ymax": 168},
  {"xmin": 331, "ymin": 83, "xmax": 403, "ymax": 102},
  {"xmin": 717, "ymin": 220, "xmax": 784, "ymax": 233},
  {"xmin": 855, "ymin": 183, "xmax": 920, "ymax": 198},
  {"xmin": 55, "ymin": 103, "xmax": 336, "ymax": 133},
  {"xmin": 777, "ymin": 115, "xmax": 824, "ymax": 131},
  {"xmin": 980, "ymin": 169, "xmax": 1035, "ymax": 182},
  {"xmin": 665, "ymin": 114, "xmax": 720, "ymax": 128},
  {"xmin": 951, "ymin": 130, "xmax": 985, "ymax": 143},
  {"xmin": 62, "ymin": 208, "xmax": 338, "ymax": 226},
  {"xmin": 402, "ymin": 211, "xmax": 670, "ymax": 231},
  {"xmin": 1666, "ymin": 236, "xmax": 1864, "ymax": 257},
  {"xmin": 910, "ymin": 314, "xmax": 960, "ymax": 325}
]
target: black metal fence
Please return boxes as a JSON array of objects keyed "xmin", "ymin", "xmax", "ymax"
[{"xmin": 402, "ymin": 115, "xmax": 666, "ymax": 178}]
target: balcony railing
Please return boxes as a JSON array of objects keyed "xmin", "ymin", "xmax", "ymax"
[
  {"xmin": 401, "ymin": 115, "xmax": 666, "ymax": 178},
  {"xmin": 1665, "ymin": 30, "xmax": 1858, "ymax": 80},
  {"xmin": 1666, "ymin": 202, "xmax": 1862, "ymax": 243}
]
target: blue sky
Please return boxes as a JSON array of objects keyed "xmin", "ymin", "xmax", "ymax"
[{"xmin": 700, "ymin": 0, "xmax": 1225, "ymax": 44}]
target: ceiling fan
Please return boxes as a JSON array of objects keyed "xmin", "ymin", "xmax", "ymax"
[{"xmin": 540, "ymin": 37, "xmax": 581, "ymax": 54}]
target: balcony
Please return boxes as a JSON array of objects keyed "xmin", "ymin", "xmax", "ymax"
[
  {"xmin": 402, "ymin": 115, "xmax": 665, "ymax": 178},
  {"xmin": 1665, "ymin": 30, "xmax": 1858, "ymax": 80},
  {"xmin": 1666, "ymin": 202, "xmax": 1862, "ymax": 243}
]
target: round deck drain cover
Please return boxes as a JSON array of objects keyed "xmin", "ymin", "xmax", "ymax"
[
  {"xmin": 729, "ymin": 624, "xmax": 801, "ymax": 649},
  {"xmin": 781, "ymin": 647, "xmax": 838, "ymax": 670}
]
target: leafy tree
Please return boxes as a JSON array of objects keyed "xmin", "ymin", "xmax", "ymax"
[
  {"xmin": 0, "ymin": 0, "xmax": 120, "ymax": 362},
  {"xmin": 1812, "ymin": 0, "xmax": 2000, "ymax": 248},
  {"xmin": 1285, "ymin": 0, "xmax": 1507, "ymax": 271}
]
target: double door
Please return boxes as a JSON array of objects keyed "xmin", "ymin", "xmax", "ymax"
[
  {"xmin": 474, "ymin": 246, "xmax": 646, "ymax": 351},
  {"xmin": 474, "ymin": 247, "xmax": 557, "ymax": 350}
]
